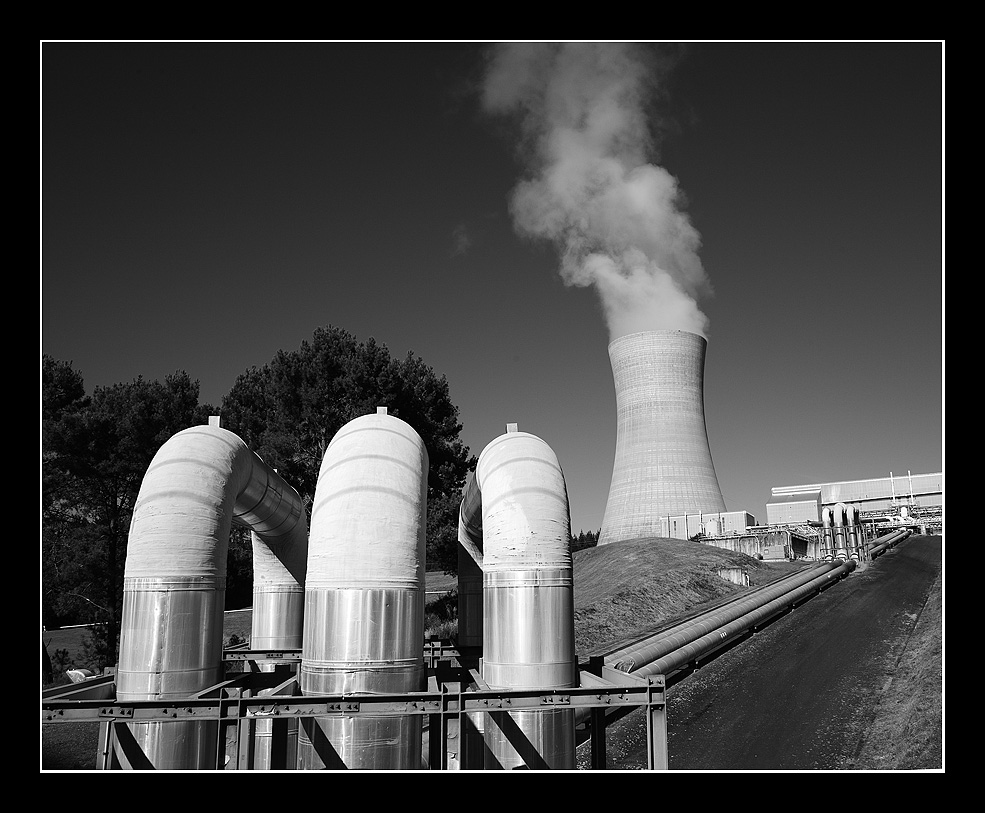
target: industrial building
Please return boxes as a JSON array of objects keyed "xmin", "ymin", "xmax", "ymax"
[
  {"xmin": 659, "ymin": 511, "xmax": 755, "ymax": 541},
  {"xmin": 765, "ymin": 471, "xmax": 942, "ymax": 531}
]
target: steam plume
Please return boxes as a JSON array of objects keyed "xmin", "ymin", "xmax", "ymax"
[{"xmin": 482, "ymin": 42, "xmax": 712, "ymax": 339}]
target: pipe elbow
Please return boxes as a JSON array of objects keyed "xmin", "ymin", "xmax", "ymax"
[
  {"xmin": 308, "ymin": 411, "xmax": 428, "ymax": 590},
  {"xmin": 127, "ymin": 424, "xmax": 305, "ymax": 581},
  {"xmin": 474, "ymin": 430, "xmax": 571, "ymax": 572}
]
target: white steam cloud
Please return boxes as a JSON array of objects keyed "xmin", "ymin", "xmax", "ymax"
[{"xmin": 482, "ymin": 42, "xmax": 712, "ymax": 339}]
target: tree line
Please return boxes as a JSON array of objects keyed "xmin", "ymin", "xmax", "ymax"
[{"xmin": 42, "ymin": 324, "xmax": 598, "ymax": 672}]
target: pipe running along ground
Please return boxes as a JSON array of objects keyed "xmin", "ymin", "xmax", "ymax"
[
  {"xmin": 117, "ymin": 423, "xmax": 308, "ymax": 770},
  {"xmin": 458, "ymin": 428, "xmax": 577, "ymax": 770},
  {"xmin": 603, "ymin": 561, "xmax": 843, "ymax": 672},
  {"xmin": 628, "ymin": 558, "xmax": 858, "ymax": 681}
]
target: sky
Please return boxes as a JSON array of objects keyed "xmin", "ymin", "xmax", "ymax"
[{"xmin": 41, "ymin": 41, "xmax": 944, "ymax": 534}]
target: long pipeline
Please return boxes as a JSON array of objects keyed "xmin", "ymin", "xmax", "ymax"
[
  {"xmin": 866, "ymin": 528, "xmax": 912, "ymax": 560},
  {"xmin": 628, "ymin": 558, "xmax": 858, "ymax": 681},
  {"xmin": 117, "ymin": 423, "xmax": 308, "ymax": 770},
  {"xmin": 603, "ymin": 561, "xmax": 842, "ymax": 672}
]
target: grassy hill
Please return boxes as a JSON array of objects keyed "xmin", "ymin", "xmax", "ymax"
[{"xmin": 570, "ymin": 536, "xmax": 811, "ymax": 655}]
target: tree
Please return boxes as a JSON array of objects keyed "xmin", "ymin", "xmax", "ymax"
[
  {"xmin": 42, "ymin": 356, "xmax": 213, "ymax": 670},
  {"xmin": 570, "ymin": 529, "xmax": 600, "ymax": 553},
  {"xmin": 219, "ymin": 326, "xmax": 474, "ymax": 573}
]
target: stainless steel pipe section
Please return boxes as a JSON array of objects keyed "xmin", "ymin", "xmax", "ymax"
[
  {"xmin": 832, "ymin": 503, "xmax": 849, "ymax": 561},
  {"xmin": 118, "ymin": 424, "xmax": 308, "ymax": 770},
  {"xmin": 629, "ymin": 559, "xmax": 858, "ymax": 681},
  {"xmin": 463, "ymin": 429, "xmax": 577, "ymax": 770},
  {"xmin": 457, "ymin": 471, "xmax": 484, "ymax": 650},
  {"xmin": 604, "ymin": 562, "xmax": 841, "ymax": 673},
  {"xmin": 846, "ymin": 505, "xmax": 862, "ymax": 560},
  {"xmin": 251, "ymin": 529, "xmax": 306, "ymax": 769},
  {"xmin": 298, "ymin": 410, "xmax": 428, "ymax": 770}
]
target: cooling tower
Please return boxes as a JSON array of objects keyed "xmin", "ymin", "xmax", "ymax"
[{"xmin": 599, "ymin": 330, "xmax": 726, "ymax": 545}]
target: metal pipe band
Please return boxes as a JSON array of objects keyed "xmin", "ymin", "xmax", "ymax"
[
  {"xmin": 117, "ymin": 579, "xmax": 225, "ymax": 698},
  {"xmin": 251, "ymin": 586, "xmax": 304, "ymax": 651},
  {"xmin": 484, "ymin": 567, "xmax": 573, "ymax": 588},
  {"xmin": 300, "ymin": 588, "xmax": 425, "ymax": 694}
]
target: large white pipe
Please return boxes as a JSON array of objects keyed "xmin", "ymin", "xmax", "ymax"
[
  {"xmin": 461, "ymin": 427, "xmax": 576, "ymax": 770},
  {"xmin": 117, "ymin": 423, "xmax": 307, "ymax": 770},
  {"xmin": 297, "ymin": 409, "xmax": 428, "ymax": 770}
]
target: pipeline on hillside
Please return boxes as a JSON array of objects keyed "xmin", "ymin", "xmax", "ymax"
[
  {"xmin": 866, "ymin": 528, "xmax": 912, "ymax": 561},
  {"xmin": 628, "ymin": 558, "xmax": 857, "ymax": 681},
  {"xmin": 603, "ymin": 561, "xmax": 844, "ymax": 673},
  {"xmin": 597, "ymin": 528, "xmax": 910, "ymax": 689}
]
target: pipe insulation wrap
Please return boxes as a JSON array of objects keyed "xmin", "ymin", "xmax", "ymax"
[
  {"xmin": 125, "ymin": 425, "xmax": 307, "ymax": 581},
  {"xmin": 118, "ymin": 424, "xmax": 307, "ymax": 770},
  {"xmin": 306, "ymin": 413, "xmax": 428, "ymax": 590},
  {"xmin": 474, "ymin": 432, "xmax": 572, "ymax": 574},
  {"xmin": 464, "ymin": 430, "xmax": 576, "ymax": 770},
  {"xmin": 458, "ymin": 470, "xmax": 484, "ymax": 567},
  {"xmin": 299, "ymin": 412, "xmax": 428, "ymax": 771}
]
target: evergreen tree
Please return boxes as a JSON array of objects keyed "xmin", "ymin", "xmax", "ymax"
[
  {"xmin": 220, "ymin": 325, "xmax": 474, "ymax": 574},
  {"xmin": 42, "ymin": 356, "xmax": 213, "ymax": 670}
]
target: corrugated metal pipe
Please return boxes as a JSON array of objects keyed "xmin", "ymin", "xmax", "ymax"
[
  {"xmin": 297, "ymin": 409, "xmax": 428, "ymax": 770},
  {"xmin": 627, "ymin": 558, "xmax": 857, "ymax": 681},
  {"xmin": 459, "ymin": 427, "xmax": 577, "ymax": 770},
  {"xmin": 117, "ymin": 423, "xmax": 308, "ymax": 770}
]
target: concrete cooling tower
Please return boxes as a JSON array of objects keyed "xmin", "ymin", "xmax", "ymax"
[{"xmin": 599, "ymin": 330, "xmax": 726, "ymax": 545}]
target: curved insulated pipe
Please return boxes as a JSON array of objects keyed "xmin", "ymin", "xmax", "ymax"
[
  {"xmin": 297, "ymin": 410, "xmax": 428, "ymax": 771},
  {"xmin": 832, "ymin": 502, "xmax": 849, "ymax": 560},
  {"xmin": 460, "ymin": 429, "xmax": 577, "ymax": 771},
  {"xmin": 117, "ymin": 424, "xmax": 308, "ymax": 771},
  {"xmin": 457, "ymin": 471, "xmax": 484, "ymax": 651}
]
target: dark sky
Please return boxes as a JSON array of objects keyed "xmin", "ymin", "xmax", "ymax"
[{"xmin": 41, "ymin": 41, "xmax": 944, "ymax": 533}]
